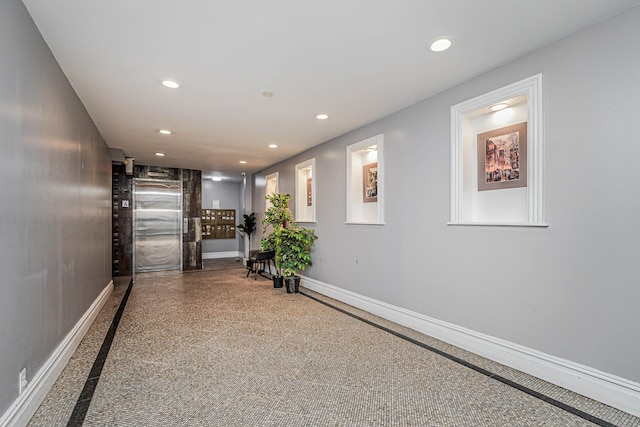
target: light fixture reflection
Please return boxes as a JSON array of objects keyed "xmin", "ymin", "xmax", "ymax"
[
  {"xmin": 490, "ymin": 103, "xmax": 510, "ymax": 112},
  {"xmin": 161, "ymin": 80, "xmax": 180, "ymax": 89},
  {"xmin": 492, "ymin": 108, "xmax": 514, "ymax": 124},
  {"xmin": 429, "ymin": 37, "xmax": 452, "ymax": 52}
]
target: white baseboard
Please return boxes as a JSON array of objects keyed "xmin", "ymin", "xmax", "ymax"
[
  {"xmin": 301, "ymin": 276, "xmax": 640, "ymax": 418},
  {"xmin": 0, "ymin": 281, "xmax": 114, "ymax": 427},
  {"xmin": 203, "ymin": 251, "xmax": 242, "ymax": 260}
]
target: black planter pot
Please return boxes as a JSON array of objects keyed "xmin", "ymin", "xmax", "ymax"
[
  {"xmin": 273, "ymin": 276, "xmax": 284, "ymax": 288},
  {"xmin": 284, "ymin": 276, "xmax": 301, "ymax": 294}
]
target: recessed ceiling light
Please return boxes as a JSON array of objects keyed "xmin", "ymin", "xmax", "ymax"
[
  {"xmin": 161, "ymin": 80, "xmax": 180, "ymax": 89},
  {"xmin": 159, "ymin": 129, "xmax": 172, "ymax": 135},
  {"xmin": 316, "ymin": 114, "xmax": 329, "ymax": 120},
  {"xmin": 429, "ymin": 37, "xmax": 453, "ymax": 52},
  {"xmin": 365, "ymin": 145, "xmax": 378, "ymax": 152},
  {"xmin": 239, "ymin": 160, "xmax": 247, "ymax": 164},
  {"xmin": 155, "ymin": 152, "xmax": 166, "ymax": 157},
  {"xmin": 212, "ymin": 177, "xmax": 222, "ymax": 182},
  {"xmin": 262, "ymin": 91, "xmax": 274, "ymax": 98},
  {"xmin": 489, "ymin": 103, "xmax": 510, "ymax": 112},
  {"xmin": 269, "ymin": 144, "xmax": 278, "ymax": 148}
]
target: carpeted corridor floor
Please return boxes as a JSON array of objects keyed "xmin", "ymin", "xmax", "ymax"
[{"xmin": 27, "ymin": 259, "xmax": 640, "ymax": 426}]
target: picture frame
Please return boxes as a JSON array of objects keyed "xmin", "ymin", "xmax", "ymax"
[
  {"xmin": 477, "ymin": 122, "xmax": 527, "ymax": 191},
  {"xmin": 363, "ymin": 162, "xmax": 378, "ymax": 203},
  {"xmin": 306, "ymin": 177, "xmax": 313, "ymax": 206}
]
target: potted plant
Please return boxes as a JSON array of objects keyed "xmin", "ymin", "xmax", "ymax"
[
  {"xmin": 237, "ymin": 212, "xmax": 256, "ymax": 265},
  {"xmin": 278, "ymin": 226, "xmax": 317, "ymax": 293},
  {"xmin": 261, "ymin": 193, "xmax": 317, "ymax": 293},
  {"xmin": 263, "ymin": 193, "xmax": 293, "ymax": 229},
  {"xmin": 260, "ymin": 230, "xmax": 283, "ymax": 287},
  {"xmin": 261, "ymin": 194, "xmax": 293, "ymax": 288}
]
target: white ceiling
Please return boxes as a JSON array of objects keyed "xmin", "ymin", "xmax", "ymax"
[{"xmin": 22, "ymin": 0, "xmax": 640, "ymax": 181}]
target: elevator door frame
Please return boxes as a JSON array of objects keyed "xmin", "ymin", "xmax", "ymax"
[{"xmin": 132, "ymin": 178, "xmax": 183, "ymax": 280}]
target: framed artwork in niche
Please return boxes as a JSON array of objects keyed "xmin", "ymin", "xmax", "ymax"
[
  {"xmin": 363, "ymin": 162, "xmax": 378, "ymax": 202},
  {"xmin": 477, "ymin": 122, "xmax": 527, "ymax": 191},
  {"xmin": 306, "ymin": 178, "xmax": 313, "ymax": 206}
]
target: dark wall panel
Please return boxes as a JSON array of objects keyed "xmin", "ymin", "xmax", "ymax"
[{"xmin": 112, "ymin": 164, "xmax": 133, "ymax": 276}]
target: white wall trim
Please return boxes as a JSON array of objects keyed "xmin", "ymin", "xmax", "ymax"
[
  {"xmin": 202, "ymin": 251, "xmax": 242, "ymax": 260},
  {"xmin": 0, "ymin": 281, "xmax": 114, "ymax": 427},
  {"xmin": 301, "ymin": 276, "xmax": 640, "ymax": 418}
]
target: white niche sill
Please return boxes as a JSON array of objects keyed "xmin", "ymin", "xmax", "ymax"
[{"xmin": 447, "ymin": 221, "xmax": 548, "ymax": 228}]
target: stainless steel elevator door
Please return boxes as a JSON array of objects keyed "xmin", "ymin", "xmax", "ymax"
[{"xmin": 133, "ymin": 179, "xmax": 183, "ymax": 273}]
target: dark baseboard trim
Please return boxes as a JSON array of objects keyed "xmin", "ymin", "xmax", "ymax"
[
  {"xmin": 67, "ymin": 278, "xmax": 134, "ymax": 426},
  {"xmin": 300, "ymin": 290, "xmax": 617, "ymax": 427}
]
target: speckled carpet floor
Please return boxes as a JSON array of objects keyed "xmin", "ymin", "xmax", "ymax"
[{"xmin": 28, "ymin": 259, "xmax": 639, "ymax": 426}]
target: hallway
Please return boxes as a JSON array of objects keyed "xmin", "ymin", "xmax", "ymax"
[{"xmin": 29, "ymin": 262, "xmax": 639, "ymax": 426}]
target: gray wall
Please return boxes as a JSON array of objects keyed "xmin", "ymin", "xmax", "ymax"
[
  {"xmin": 0, "ymin": 0, "xmax": 112, "ymax": 416},
  {"xmin": 201, "ymin": 180, "xmax": 242, "ymax": 253},
  {"xmin": 253, "ymin": 7, "xmax": 640, "ymax": 382}
]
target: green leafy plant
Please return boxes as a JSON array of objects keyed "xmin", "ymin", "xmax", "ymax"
[
  {"xmin": 237, "ymin": 212, "xmax": 256, "ymax": 253},
  {"xmin": 262, "ymin": 193, "xmax": 293, "ymax": 230},
  {"xmin": 261, "ymin": 193, "xmax": 317, "ymax": 277},
  {"xmin": 277, "ymin": 226, "xmax": 317, "ymax": 277}
]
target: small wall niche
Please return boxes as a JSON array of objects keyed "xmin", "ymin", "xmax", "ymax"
[
  {"xmin": 295, "ymin": 158, "xmax": 316, "ymax": 223},
  {"xmin": 265, "ymin": 172, "xmax": 279, "ymax": 211},
  {"xmin": 450, "ymin": 74, "xmax": 546, "ymax": 227},
  {"xmin": 346, "ymin": 134, "xmax": 384, "ymax": 225}
]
